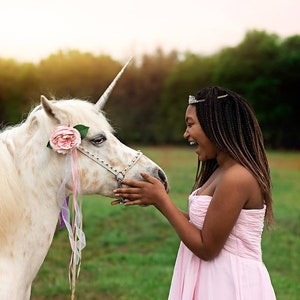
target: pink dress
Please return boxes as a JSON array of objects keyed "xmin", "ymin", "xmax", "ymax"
[{"xmin": 168, "ymin": 190, "xmax": 276, "ymax": 300}]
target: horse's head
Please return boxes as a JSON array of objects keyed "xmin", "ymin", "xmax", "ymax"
[
  {"xmin": 24, "ymin": 60, "xmax": 168, "ymax": 199},
  {"xmin": 39, "ymin": 96, "xmax": 168, "ymax": 197}
]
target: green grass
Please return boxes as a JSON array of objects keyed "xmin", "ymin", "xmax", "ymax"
[
  {"xmin": 263, "ymin": 151, "xmax": 300, "ymax": 300},
  {"xmin": 31, "ymin": 147, "xmax": 300, "ymax": 299}
]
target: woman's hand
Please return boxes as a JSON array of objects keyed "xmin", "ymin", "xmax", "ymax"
[{"xmin": 111, "ymin": 172, "xmax": 169, "ymax": 207}]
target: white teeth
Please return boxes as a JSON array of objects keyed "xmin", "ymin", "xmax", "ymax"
[{"xmin": 189, "ymin": 141, "xmax": 196, "ymax": 146}]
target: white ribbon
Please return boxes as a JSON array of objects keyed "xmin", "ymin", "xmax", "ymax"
[{"xmin": 57, "ymin": 150, "xmax": 86, "ymax": 299}]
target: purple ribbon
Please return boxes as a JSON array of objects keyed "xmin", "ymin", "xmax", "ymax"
[{"xmin": 59, "ymin": 196, "xmax": 70, "ymax": 229}]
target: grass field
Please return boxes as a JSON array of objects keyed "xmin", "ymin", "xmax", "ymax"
[{"xmin": 31, "ymin": 147, "xmax": 300, "ymax": 299}]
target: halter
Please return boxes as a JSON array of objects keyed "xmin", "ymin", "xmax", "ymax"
[{"xmin": 77, "ymin": 145, "xmax": 143, "ymax": 204}]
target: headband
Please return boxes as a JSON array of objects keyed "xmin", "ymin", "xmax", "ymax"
[{"xmin": 188, "ymin": 94, "xmax": 228, "ymax": 104}]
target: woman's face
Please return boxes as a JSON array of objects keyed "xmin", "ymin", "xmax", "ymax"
[{"xmin": 183, "ymin": 105, "xmax": 218, "ymax": 161}]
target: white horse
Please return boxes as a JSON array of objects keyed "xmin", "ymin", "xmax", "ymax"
[{"xmin": 0, "ymin": 62, "xmax": 168, "ymax": 299}]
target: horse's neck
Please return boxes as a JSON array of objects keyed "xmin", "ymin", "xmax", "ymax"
[
  {"xmin": 4, "ymin": 124, "xmax": 66, "ymax": 227},
  {"xmin": 0, "ymin": 125, "xmax": 66, "ymax": 299}
]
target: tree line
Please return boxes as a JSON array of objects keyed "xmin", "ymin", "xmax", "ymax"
[{"xmin": 0, "ymin": 30, "xmax": 299, "ymax": 149}]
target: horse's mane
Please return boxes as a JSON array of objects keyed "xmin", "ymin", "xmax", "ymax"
[{"xmin": 0, "ymin": 136, "xmax": 24, "ymax": 243}]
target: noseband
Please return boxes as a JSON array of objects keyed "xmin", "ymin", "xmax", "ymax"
[{"xmin": 77, "ymin": 146, "xmax": 143, "ymax": 204}]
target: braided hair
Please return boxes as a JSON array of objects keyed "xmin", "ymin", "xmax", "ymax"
[{"xmin": 191, "ymin": 86, "xmax": 273, "ymax": 226}]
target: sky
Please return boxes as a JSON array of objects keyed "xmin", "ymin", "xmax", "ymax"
[{"xmin": 0, "ymin": 0, "xmax": 299, "ymax": 63}]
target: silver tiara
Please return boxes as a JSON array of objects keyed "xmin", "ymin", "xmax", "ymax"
[{"xmin": 188, "ymin": 94, "xmax": 228, "ymax": 104}]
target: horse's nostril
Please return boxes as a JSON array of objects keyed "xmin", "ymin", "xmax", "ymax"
[
  {"xmin": 158, "ymin": 169, "xmax": 166, "ymax": 182},
  {"xmin": 158, "ymin": 169, "xmax": 168, "ymax": 190}
]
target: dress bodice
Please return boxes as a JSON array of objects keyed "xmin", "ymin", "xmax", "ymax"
[
  {"xmin": 188, "ymin": 190, "xmax": 266, "ymax": 261},
  {"xmin": 168, "ymin": 190, "xmax": 275, "ymax": 299}
]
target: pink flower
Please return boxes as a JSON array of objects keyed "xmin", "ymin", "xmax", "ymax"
[{"xmin": 49, "ymin": 126, "xmax": 81, "ymax": 154}]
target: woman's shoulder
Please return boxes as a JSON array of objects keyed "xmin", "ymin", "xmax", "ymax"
[
  {"xmin": 223, "ymin": 164, "xmax": 255, "ymax": 183},
  {"xmin": 217, "ymin": 164, "xmax": 262, "ymax": 209},
  {"xmin": 219, "ymin": 164, "xmax": 258, "ymax": 191}
]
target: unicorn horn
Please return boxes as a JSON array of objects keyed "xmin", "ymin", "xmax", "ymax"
[{"xmin": 95, "ymin": 57, "xmax": 133, "ymax": 110}]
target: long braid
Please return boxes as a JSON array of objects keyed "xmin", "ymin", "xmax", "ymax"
[{"xmin": 192, "ymin": 86, "xmax": 273, "ymax": 227}]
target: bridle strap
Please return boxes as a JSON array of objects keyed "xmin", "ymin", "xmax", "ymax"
[
  {"xmin": 77, "ymin": 146, "xmax": 143, "ymax": 177},
  {"xmin": 77, "ymin": 146, "xmax": 143, "ymax": 204}
]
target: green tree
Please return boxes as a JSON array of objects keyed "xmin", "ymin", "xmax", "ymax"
[
  {"xmin": 273, "ymin": 35, "xmax": 300, "ymax": 148},
  {"xmin": 37, "ymin": 50, "xmax": 121, "ymax": 101},
  {"xmin": 0, "ymin": 58, "xmax": 37, "ymax": 124},
  {"xmin": 1, "ymin": 31, "xmax": 299, "ymax": 148},
  {"xmin": 213, "ymin": 30, "xmax": 283, "ymax": 147},
  {"xmin": 106, "ymin": 49, "xmax": 179, "ymax": 144}
]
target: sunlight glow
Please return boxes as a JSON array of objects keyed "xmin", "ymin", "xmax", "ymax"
[{"xmin": 0, "ymin": 0, "xmax": 299, "ymax": 62}]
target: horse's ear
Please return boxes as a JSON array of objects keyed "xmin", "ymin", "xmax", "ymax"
[
  {"xmin": 95, "ymin": 58, "xmax": 133, "ymax": 111},
  {"xmin": 41, "ymin": 95, "xmax": 67, "ymax": 124}
]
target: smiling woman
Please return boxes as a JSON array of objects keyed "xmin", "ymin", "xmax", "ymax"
[
  {"xmin": 113, "ymin": 86, "xmax": 276, "ymax": 299},
  {"xmin": 184, "ymin": 105, "xmax": 218, "ymax": 162}
]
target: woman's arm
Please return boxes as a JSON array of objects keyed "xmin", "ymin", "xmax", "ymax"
[
  {"xmin": 113, "ymin": 173, "xmax": 206, "ymax": 257},
  {"xmin": 113, "ymin": 168, "xmax": 253, "ymax": 260}
]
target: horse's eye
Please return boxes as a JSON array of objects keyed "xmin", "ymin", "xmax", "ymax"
[{"xmin": 90, "ymin": 134, "xmax": 106, "ymax": 146}]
